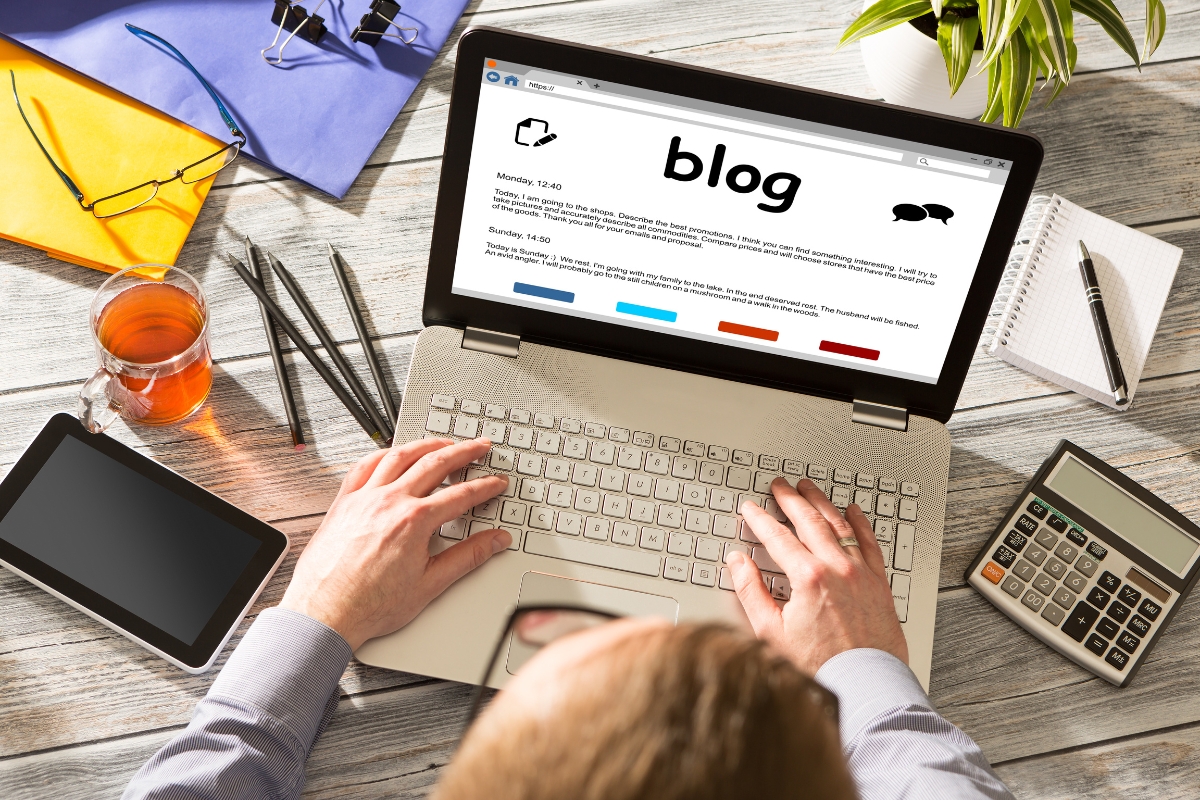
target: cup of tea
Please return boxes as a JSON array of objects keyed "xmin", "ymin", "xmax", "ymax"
[{"xmin": 78, "ymin": 264, "xmax": 213, "ymax": 433}]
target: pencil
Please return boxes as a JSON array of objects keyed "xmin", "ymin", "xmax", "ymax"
[
  {"xmin": 266, "ymin": 251, "xmax": 395, "ymax": 441},
  {"xmin": 227, "ymin": 253, "xmax": 384, "ymax": 446},
  {"xmin": 327, "ymin": 242, "xmax": 398, "ymax": 425},
  {"xmin": 246, "ymin": 238, "xmax": 306, "ymax": 451}
]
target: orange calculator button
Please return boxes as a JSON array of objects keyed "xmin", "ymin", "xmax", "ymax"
[{"xmin": 981, "ymin": 562, "xmax": 1005, "ymax": 584}]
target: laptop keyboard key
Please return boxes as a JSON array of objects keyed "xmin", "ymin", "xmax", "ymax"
[
  {"xmin": 672, "ymin": 457, "xmax": 698, "ymax": 481},
  {"xmin": 692, "ymin": 562, "xmax": 718, "ymax": 587},
  {"xmin": 640, "ymin": 527, "xmax": 665, "ymax": 550},
  {"xmin": 695, "ymin": 538, "xmax": 721, "ymax": 561},
  {"xmin": 664, "ymin": 558, "xmax": 688, "ymax": 581}
]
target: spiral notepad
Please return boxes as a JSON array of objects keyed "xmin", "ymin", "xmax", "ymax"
[{"xmin": 988, "ymin": 195, "xmax": 1183, "ymax": 410}]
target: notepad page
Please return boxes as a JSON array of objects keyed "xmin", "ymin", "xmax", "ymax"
[{"xmin": 996, "ymin": 196, "xmax": 1182, "ymax": 409}]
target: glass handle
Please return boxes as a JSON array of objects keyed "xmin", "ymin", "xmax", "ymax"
[{"xmin": 77, "ymin": 367, "xmax": 122, "ymax": 433}]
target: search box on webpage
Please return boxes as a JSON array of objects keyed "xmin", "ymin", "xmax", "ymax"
[{"xmin": 915, "ymin": 157, "xmax": 990, "ymax": 178}]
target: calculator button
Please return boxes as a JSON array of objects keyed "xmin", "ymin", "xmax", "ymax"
[
  {"xmin": 1047, "ymin": 514, "xmax": 1069, "ymax": 533},
  {"xmin": 1001, "ymin": 576, "xmax": 1025, "ymax": 598},
  {"xmin": 1105, "ymin": 648, "xmax": 1129, "ymax": 671},
  {"xmin": 1032, "ymin": 573, "xmax": 1056, "ymax": 596},
  {"xmin": 1026, "ymin": 499, "xmax": 1049, "ymax": 519},
  {"xmin": 1041, "ymin": 603, "xmax": 1066, "ymax": 625},
  {"xmin": 1065, "ymin": 529, "xmax": 1087, "ymax": 547},
  {"xmin": 1014, "ymin": 514, "xmax": 1039, "ymax": 536},
  {"xmin": 1138, "ymin": 599, "xmax": 1162, "ymax": 621},
  {"xmin": 900, "ymin": 482, "xmax": 919, "ymax": 497},
  {"xmin": 1097, "ymin": 571, "xmax": 1121, "ymax": 593},
  {"xmin": 1116, "ymin": 631, "xmax": 1140, "ymax": 654},
  {"xmin": 898, "ymin": 497, "xmax": 918, "ymax": 521},
  {"xmin": 1127, "ymin": 615, "xmax": 1151, "ymax": 637},
  {"xmin": 992, "ymin": 545, "xmax": 1017, "ymax": 568},
  {"xmin": 981, "ymin": 562, "xmax": 1005, "ymax": 584},
  {"xmin": 1118, "ymin": 586, "xmax": 1142, "ymax": 607},
  {"xmin": 1043, "ymin": 557, "xmax": 1067, "ymax": 579},
  {"xmin": 1021, "ymin": 591, "xmax": 1046, "ymax": 612},
  {"xmin": 1087, "ymin": 587, "xmax": 1111, "ymax": 610},
  {"xmin": 1012, "ymin": 559, "xmax": 1037, "ymax": 582},
  {"xmin": 1004, "ymin": 530, "xmax": 1028, "ymax": 552},
  {"xmin": 1053, "ymin": 587, "xmax": 1076, "ymax": 609},
  {"xmin": 1034, "ymin": 530, "xmax": 1058, "ymax": 550},
  {"xmin": 1085, "ymin": 634, "xmax": 1108, "ymax": 656},
  {"xmin": 1061, "ymin": 602, "xmax": 1100, "ymax": 642},
  {"xmin": 430, "ymin": 394, "xmax": 455, "ymax": 410},
  {"xmin": 1086, "ymin": 541, "xmax": 1108, "ymax": 561},
  {"xmin": 1063, "ymin": 571, "xmax": 1088, "ymax": 594},
  {"xmin": 1024, "ymin": 545, "xmax": 1048, "ymax": 566},
  {"xmin": 1053, "ymin": 542, "xmax": 1078, "ymax": 563},
  {"xmin": 1074, "ymin": 555, "xmax": 1098, "ymax": 578},
  {"xmin": 1095, "ymin": 618, "xmax": 1119, "ymax": 640},
  {"xmin": 1107, "ymin": 601, "xmax": 1130, "ymax": 624}
]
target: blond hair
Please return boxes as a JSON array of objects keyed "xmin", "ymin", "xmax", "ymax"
[{"xmin": 435, "ymin": 623, "xmax": 856, "ymax": 800}]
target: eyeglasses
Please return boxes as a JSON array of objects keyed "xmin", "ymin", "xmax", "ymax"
[{"xmin": 10, "ymin": 24, "xmax": 246, "ymax": 219}]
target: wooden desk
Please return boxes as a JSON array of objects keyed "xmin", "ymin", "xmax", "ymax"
[{"xmin": 2, "ymin": 1, "xmax": 1198, "ymax": 796}]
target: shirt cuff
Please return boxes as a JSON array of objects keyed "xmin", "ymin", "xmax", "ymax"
[
  {"xmin": 815, "ymin": 648, "xmax": 934, "ymax": 746},
  {"xmin": 209, "ymin": 607, "xmax": 354, "ymax": 752}
]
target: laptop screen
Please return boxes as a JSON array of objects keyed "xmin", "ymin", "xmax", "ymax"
[{"xmin": 451, "ymin": 60, "xmax": 1015, "ymax": 385}]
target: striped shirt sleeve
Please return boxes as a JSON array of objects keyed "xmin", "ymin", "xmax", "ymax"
[
  {"xmin": 122, "ymin": 607, "xmax": 353, "ymax": 800},
  {"xmin": 816, "ymin": 648, "xmax": 1015, "ymax": 800}
]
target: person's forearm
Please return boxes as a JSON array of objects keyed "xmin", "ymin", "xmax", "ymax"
[
  {"xmin": 123, "ymin": 608, "xmax": 353, "ymax": 800},
  {"xmin": 816, "ymin": 649, "xmax": 1015, "ymax": 800}
]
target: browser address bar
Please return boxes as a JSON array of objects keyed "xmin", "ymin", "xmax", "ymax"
[{"xmin": 524, "ymin": 79, "xmax": 904, "ymax": 162}]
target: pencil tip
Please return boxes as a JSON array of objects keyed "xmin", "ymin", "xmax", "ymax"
[
  {"xmin": 294, "ymin": 443, "xmax": 306, "ymax": 452},
  {"xmin": 327, "ymin": 241, "xmax": 335, "ymax": 256}
]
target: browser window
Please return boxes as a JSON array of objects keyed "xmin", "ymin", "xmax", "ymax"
[{"xmin": 453, "ymin": 59, "xmax": 1014, "ymax": 384}]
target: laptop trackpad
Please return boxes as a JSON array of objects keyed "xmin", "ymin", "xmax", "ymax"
[{"xmin": 506, "ymin": 572, "xmax": 679, "ymax": 674}]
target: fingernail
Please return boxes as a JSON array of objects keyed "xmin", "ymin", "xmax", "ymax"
[{"xmin": 492, "ymin": 531, "xmax": 512, "ymax": 553}]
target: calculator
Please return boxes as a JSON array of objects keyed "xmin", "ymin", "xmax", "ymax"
[{"xmin": 967, "ymin": 440, "xmax": 1200, "ymax": 687}]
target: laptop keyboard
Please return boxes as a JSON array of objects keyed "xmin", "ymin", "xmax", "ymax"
[{"xmin": 424, "ymin": 393, "xmax": 919, "ymax": 621}]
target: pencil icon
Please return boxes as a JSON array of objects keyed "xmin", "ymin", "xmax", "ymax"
[{"xmin": 534, "ymin": 133, "xmax": 557, "ymax": 146}]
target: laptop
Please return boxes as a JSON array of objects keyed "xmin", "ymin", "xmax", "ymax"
[{"xmin": 355, "ymin": 27, "xmax": 1043, "ymax": 690}]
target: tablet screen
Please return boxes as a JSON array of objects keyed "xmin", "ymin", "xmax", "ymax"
[{"xmin": 0, "ymin": 434, "xmax": 262, "ymax": 646}]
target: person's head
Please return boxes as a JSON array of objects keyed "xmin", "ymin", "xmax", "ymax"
[{"xmin": 434, "ymin": 618, "xmax": 855, "ymax": 800}]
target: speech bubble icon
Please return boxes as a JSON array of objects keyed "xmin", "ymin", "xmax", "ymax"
[
  {"xmin": 893, "ymin": 203, "xmax": 927, "ymax": 222},
  {"xmin": 923, "ymin": 203, "xmax": 954, "ymax": 224}
]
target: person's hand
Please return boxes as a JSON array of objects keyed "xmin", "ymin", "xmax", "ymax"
[
  {"xmin": 726, "ymin": 478, "xmax": 907, "ymax": 675},
  {"xmin": 280, "ymin": 438, "xmax": 511, "ymax": 650}
]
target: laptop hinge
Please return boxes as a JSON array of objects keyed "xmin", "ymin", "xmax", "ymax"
[
  {"xmin": 462, "ymin": 327, "xmax": 520, "ymax": 358},
  {"xmin": 851, "ymin": 400, "xmax": 908, "ymax": 432}
]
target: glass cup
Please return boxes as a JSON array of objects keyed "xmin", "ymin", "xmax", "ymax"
[{"xmin": 77, "ymin": 264, "xmax": 213, "ymax": 433}]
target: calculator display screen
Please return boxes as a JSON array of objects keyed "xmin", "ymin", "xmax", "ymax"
[{"xmin": 1046, "ymin": 455, "xmax": 1199, "ymax": 574}]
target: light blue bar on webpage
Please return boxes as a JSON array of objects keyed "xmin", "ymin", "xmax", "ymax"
[{"xmin": 615, "ymin": 302, "xmax": 677, "ymax": 322}]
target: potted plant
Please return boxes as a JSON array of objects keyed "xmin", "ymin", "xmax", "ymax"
[{"xmin": 839, "ymin": 0, "xmax": 1167, "ymax": 125}]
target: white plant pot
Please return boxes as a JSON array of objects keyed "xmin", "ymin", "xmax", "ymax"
[{"xmin": 859, "ymin": 7, "xmax": 989, "ymax": 119}]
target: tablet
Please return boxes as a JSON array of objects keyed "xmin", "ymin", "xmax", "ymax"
[{"xmin": 0, "ymin": 414, "xmax": 289, "ymax": 673}]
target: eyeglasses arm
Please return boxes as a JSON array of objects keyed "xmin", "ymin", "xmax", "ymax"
[
  {"xmin": 124, "ymin": 24, "xmax": 246, "ymax": 142},
  {"xmin": 9, "ymin": 71, "xmax": 87, "ymax": 204}
]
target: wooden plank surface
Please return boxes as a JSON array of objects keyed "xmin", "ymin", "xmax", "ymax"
[{"xmin": 2, "ymin": 0, "xmax": 1200, "ymax": 796}]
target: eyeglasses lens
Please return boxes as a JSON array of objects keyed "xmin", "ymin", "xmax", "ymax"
[
  {"xmin": 181, "ymin": 143, "xmax": 241, "ymax": 184},
  {"xmin": 513, "ymin": 609, "xmax": 616, "ymax": 647},
  {"xmin": 92, "ymin": 183, "xmax": 159, "ymax": 218}
]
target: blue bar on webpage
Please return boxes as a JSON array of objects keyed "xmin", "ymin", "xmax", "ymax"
[
  {"xmin": 616, "ymin": 302, "xmax": 677, "ymax": 322},
  {"xmin": 513, "ymin": 282, "xmax": 575, "ymax": 303}
]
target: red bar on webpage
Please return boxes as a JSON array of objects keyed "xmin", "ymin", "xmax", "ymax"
[
  {"xmin": 718, "ymin": 321, "xmax": 779, "ymax": 342},
  {"xmin": 819, "ymin": 340, "xmax": 880, "ymax": 361}
]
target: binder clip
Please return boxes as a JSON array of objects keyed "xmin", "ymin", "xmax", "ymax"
[
  {"xmin": 350, "ymin": 0, "xmax": 419, "ymax": 47},
  {"xmin": 262, "ymin": 0, "xmax": 328, "ymax": 65}
]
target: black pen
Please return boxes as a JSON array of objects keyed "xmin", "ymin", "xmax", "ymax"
[
  {"xmin": 227, "ymin": 254, "xmax": 385, "ymax": 445},
  {"xmin": 327, "ymin": 242, "xmax": 398, "ymax": 425},
  {"xmin": 266, "ymin": 252, "xmax": 395, "ymax": 441},
  {"xmin": 246, "ymin": 238, "xmax": 306, "ymax": 451},
  {"xmin": 1077, "ymin": 240, "xmax": 1129, "ymax": 406}
]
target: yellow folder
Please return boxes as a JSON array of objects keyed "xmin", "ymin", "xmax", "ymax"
[{"xmin": 0, "ymin": 38, "xmax": 221, "ymax": 273}]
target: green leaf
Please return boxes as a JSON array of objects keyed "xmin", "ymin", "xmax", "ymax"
[
  {"xmin": 1144, "ymin": 0, "xmax": 1166, "ymax": 60},
  {"xmin": 838, "ymin": 0, "xmax": 935, "ymax": 48},
  {"xmin": 981, "ymin": 59, "xmax": 1004, "ymax": 122},
  {"xmin": 938, "ymin": 13, "xmax": 982, "ymax": 95},
  {"xmin": 1029, "ymin": 0, "xmax": 1073, "ymax": 83},
  {"xmin": 978, "ymin": 0, "xmax": 1007, "ymax": 61},
  {"xmin": 932, "ymin": 0, "xmax": 944, "ymax": 16},
  {"xmin": 1071, "ymin": 0, "xmax": 1139, "ymax": 68},
  {"xmin": 1000, "ymin": 25, "xmax": 1037, "ymax": 126}
]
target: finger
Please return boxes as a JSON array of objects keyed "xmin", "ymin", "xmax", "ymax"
[
  {"xmin": 727, "ymin": 551, "xmax": 782, "ymax": 639},
  {"xmin": 422, "ymin": 528, "xmax": 513, "ymax": 599},
  {"xmin": 846, "ymin": 504, "xmax": 888, "ymax": 579},
  {"xmin": 364, "ymin": 437, "xmax": 454, "ymax": 490},
  {"xmin": 741, "ymin": 501, "xmax": 811, "ymax": 577},
  {"xmin": 420, "ymin": 475, "xmax": 510, "ymax": 529},
  {"xmin": 770, "ymin": 479, "xmax": 847, "ymax": 560},
  {"xmin": 334, "ymin": 449, "xmax": 391, "ymax": 501},
  {"xmin": 794, "ymin": 479, "xmax": 860, "ymax": 553},
  {"xmin": 392, "ymin": 438, "xmax": 494, "ymax": 497}
]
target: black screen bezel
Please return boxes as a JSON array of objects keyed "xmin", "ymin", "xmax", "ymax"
[
  {"xmin": 0, "ymin": 414, "xmax": 288, "ymax": 668},
  {"xmin": 423, "ymin": 26, "xmax": 1044, "ymax": 423}
]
